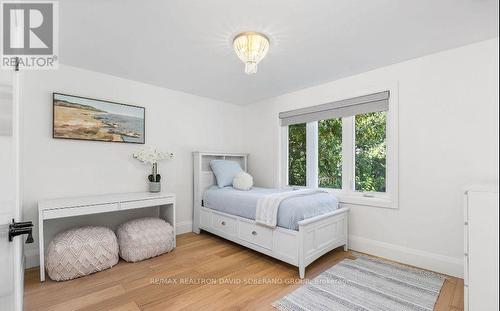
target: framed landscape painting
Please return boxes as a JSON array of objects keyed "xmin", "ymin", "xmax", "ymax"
[{"xmin": 53, "ymin": 93, "xmax": 145, "ymax": 144}]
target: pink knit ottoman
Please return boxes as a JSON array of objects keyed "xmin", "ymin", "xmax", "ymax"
[
  {"xmin": 45, "ymin": 226, "xmax": 119, "ymax": 281},
  {"xmin": 116, "ymin": 217, "xmax": 175, "ymax": 262}
]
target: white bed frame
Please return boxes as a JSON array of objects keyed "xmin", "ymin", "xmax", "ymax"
[{"xmin": 192, "ymin": 152, "xmax": 349, "ymax": 278}]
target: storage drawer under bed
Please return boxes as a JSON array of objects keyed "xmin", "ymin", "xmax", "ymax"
[
  {"xmin": 238, "ymin": 220, "xmax": 273, "ymax": 250},
  {"xmin": 212, "ymin": 213, "xmax": 237, "ymax": 236}
]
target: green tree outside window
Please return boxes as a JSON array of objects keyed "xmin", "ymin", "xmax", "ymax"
[
  {"xmin": 355, "ymin": 111, "xmax": 386, "ymax": 192},
  {"xmin": 288, "ymin": 112, "xmax": 386, "ymax": 193},
  {"xmin": 318, "ymin": 118, "xmax": 342, "ymax": 189},
  {"xmin": 288, "ymin": 123, "xmax": 306, "ymax": 186}
]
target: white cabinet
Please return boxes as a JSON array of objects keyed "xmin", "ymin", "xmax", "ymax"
[{"xmin": 464, "ymin": 185, "xmax": 499, "ymax": 311}]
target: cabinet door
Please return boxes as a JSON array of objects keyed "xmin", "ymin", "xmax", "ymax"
[{"xmin": 468, "ymin": 191, "xmax": 499, "ymax": 311}]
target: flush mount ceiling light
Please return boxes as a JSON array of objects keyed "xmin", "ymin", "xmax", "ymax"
[{"xmin": 233, "ymin": 32, "xmax": 270, "ymax": 75}]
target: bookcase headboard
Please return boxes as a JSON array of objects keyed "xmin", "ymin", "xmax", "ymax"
[{"xmin": 192, "ymin": 152, "xmax": 248, "ymax": 233}]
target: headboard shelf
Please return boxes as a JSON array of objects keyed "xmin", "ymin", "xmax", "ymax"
[{"xmin": 194, "ymin": 151, "xmax": 248, "ymax": 175}]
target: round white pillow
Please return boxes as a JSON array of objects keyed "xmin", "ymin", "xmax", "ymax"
[{"xmin": 233, "ymin": 171, "xmax": 253, "ymax": 191}]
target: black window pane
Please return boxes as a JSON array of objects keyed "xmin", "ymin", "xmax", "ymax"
[
  {"xmin": 318, "ymin": 118, "xmax": 342, "ymax": 189},
  {"xmin": 288, "ymin": 123, "xmax": 306, "ymax": 186},
  {"xmin": 355, "ymin": 111, "xmax": 387, "ymax": 192}
]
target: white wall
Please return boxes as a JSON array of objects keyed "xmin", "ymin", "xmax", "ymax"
[
  {"xmin": 242, "ymin": 38, "xmax": 499, "ymax": 277},
  {"xmin": 21, "ymin": 65, "xmax": 244, "ymax": 267}
]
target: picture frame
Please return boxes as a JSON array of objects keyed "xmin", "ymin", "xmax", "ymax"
[{"xmin": 52, "ymin": 93, "xmax": 145, "ymax": 144}]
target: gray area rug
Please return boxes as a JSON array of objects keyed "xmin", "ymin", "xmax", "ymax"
[{"xmin": 274, "ymin": 255, "xmax": 445, "ymax": 311}]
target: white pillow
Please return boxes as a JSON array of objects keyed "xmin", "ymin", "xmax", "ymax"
[{"xmin": 233, "ymin": 171, "xmax": 253, "ymax": 191}]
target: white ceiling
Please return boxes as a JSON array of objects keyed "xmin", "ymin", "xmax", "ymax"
[{"xmin": 60, "ymin": 0, "xmax": 499, "ymax": 105}]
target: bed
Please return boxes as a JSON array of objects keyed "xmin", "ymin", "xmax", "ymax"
[
  {"xmin": 193, "ymin": 152, "xmax": 349, "ymax": 278},
  {"xmin": 203, "ymin": 186, "xmax": 341, "ymax": 230}
]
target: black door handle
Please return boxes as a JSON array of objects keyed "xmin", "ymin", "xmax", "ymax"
[{"xmin": 9, "ymin": 219, "xmax": 34, "ymax": 244}]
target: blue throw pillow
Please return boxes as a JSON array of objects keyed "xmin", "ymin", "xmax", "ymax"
[{"xmin": 210, "ymin": 160, "xmax": 243, "ymax": 188}]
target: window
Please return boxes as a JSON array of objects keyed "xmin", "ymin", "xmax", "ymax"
[
  {"xmin": 318, "ymin": 118, "xmax": 342, "ymax": 189},
  {"xmin": 281, "ymin": 90, "xmax": 397, "ymax": 208},
  {"xmin": 355, "ymin": 112, "xmax": 386, "ymax": 193},
  {"xmin": 288, "ymin": 123, "xmax": 306, "ymax": 186}
]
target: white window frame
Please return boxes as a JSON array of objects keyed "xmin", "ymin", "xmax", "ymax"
[{"xmin": 280, "ymin": 84, "xmax": 399, "ymax": 209}]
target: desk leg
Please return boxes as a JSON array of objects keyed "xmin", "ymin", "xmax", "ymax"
[
  {"xmin": 173, "ymin": 201, "xmax": 176, "ymax": 248},
  {"xmin": 159, "ymin": 202, "xmax": 176, "ymax": 248},
  {"xmin": 38, "ymin": 211, "xmax": 45, "ymax": 282}
]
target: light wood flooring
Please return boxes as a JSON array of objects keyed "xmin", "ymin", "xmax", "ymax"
[{"xmin": 24, "ymin": 232, "xmax": 464, "ymax": 310}]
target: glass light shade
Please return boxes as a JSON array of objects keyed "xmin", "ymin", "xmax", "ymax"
[{"xmin": 233, "ymin": 32, "xmax": 270, "ymax": 75}]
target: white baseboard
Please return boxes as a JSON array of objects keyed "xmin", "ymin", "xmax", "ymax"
[
  {"xmin": 24, "ymin": 248, "xmax": 39, "ymax": 269},
  {"xmin": 25, "ymin": 220, "xmax": 195, "ymax": 269},
  {"xmin": 349, "ymin": 235, "xmax": 463, "ymax": 278},
  {"xmin": 176, "ymin": 220, "xmax": 193, "ymax": 235}
]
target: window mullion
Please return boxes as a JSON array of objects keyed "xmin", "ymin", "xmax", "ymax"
[
  {"xmin": 342, "ymin": 117, "xmax": 354, "ymax": 194},
  {"xmin": 306, "ymin": 121, "xmax": 318, "ymax": 188},
  {"xmin": 281, "ymin": 126, "xmax": 289, "ymax": 187}
]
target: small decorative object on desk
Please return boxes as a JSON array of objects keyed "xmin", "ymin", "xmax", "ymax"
[{"xmin": 133, "ymin": 147, "xmax": 174, "ymax": 193}]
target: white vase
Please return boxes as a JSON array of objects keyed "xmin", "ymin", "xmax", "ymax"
[{"xmin": 149, "ymin": 182, "xmax": 161, "ymax": 193}]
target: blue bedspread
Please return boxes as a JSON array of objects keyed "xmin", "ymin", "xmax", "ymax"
[{"xmin": 202, "ymin": 186, "xmax": 339, "ymax": 230}]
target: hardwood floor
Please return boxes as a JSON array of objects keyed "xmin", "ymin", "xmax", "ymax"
[{"xmin": 24, "ymin": 232, "xmax": 464, "ymax": 311}]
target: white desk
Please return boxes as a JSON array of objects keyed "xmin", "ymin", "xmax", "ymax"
[{"xmin": 38, "ymin": 192, "xmax": 176, "ymax": 282}]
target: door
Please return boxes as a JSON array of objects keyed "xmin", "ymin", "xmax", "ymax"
[{"xmin": 0, "ymin": 71, "xmax": 23, "ymax": 311}]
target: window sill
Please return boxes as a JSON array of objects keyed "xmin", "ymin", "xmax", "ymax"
[
  {"xmin": 337, "ymin": 194, "xmax": 396, "ymax": 209},
  {"xmin": 288, "ymin": 186, "xmax": 397, "ymax": 209}
]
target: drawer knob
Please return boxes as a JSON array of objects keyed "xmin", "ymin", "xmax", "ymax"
[
  {"xmin": 221, "ymin": 221, "xmax": 226, "ymax": 226},
  {"xmin": 252, "ymin": 231, "xmax": 258, "ymax": 236}
]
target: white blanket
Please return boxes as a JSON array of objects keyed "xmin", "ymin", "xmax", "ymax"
[{"xmin": 255, "ymin": 189, "xmax": 324, "ymax": 228}]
